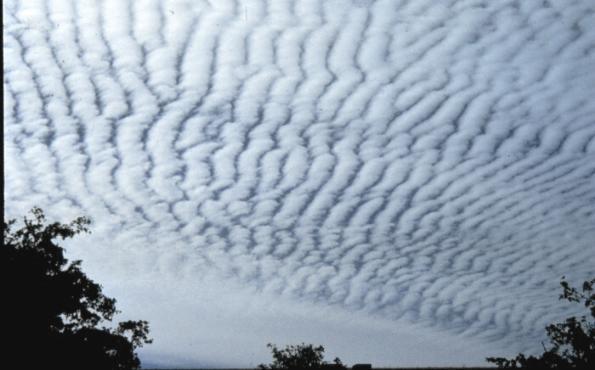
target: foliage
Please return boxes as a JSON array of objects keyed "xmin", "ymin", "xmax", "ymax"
[
  {"xmin": 2, "ymin": 208, "xmax": 152, "ymax": 370},
  {"xmin": 486, "ymin": 276, "xmax": 595, "ymax": 369},
  {"xmin": 259, "ymin": 343, "xmax": 346, "ymax": 370}
]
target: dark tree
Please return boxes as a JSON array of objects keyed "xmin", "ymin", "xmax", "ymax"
[
  {"xmin": 487, "ymin": 276, "xmax": 595, "ymax": 369},
  {"xmin": 2, "ymin": 208, "xmax": 152, "ymax": 370},
  {"xmin": 259, "ymin": 343, "xmax": 346, "ymax": 370}
]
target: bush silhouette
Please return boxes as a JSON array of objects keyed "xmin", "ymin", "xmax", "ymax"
[
  {"xmin": 259, "ymin": 343, "xmax": 346, "ymax": 370},
  {"xmin": 487, "ymin": 276, "xmax": 594, "ymax": 369},
  {"xmin": 3, "ymin": 208, "xmax": 151, "ymax": 370}
]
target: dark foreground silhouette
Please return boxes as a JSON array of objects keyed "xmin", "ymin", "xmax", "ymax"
[
  {"xmin": 255, "ymin": 344, "xmax": 490, "ymax": 370},
  {"xmin": 258, "ymin": 343, "xmax": 346, "ymax": 370},
  {"xmin": 3, "ymin": 208, "xmax": 151, "ymax": 370},
  {"xmin": 143, "ymin": 368, "xmax": 495, "ymax": 370}
]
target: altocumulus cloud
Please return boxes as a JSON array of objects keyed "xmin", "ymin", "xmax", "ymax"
[{"xmin": 3, "ymin": 0, "xmax": 595, "ymax": 367}]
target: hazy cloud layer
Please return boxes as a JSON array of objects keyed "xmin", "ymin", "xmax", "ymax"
[{"xmin": 4, "ymin": 0, "xmax": 595, "ymax": 366}]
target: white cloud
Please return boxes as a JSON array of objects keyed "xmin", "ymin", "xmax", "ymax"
[{"xmin": 4, "ymin": 0, "xmax": 595, "ymax": 367}]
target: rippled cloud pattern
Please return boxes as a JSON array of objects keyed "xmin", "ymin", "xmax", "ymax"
[{"xmin": 4, "ymin": 0, "xmax": 595, "ymax": 366}]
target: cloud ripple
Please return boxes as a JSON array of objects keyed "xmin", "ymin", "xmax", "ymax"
[{"xmin": 4, "ymin": 0, "xmax": 595, "ymax": 364}]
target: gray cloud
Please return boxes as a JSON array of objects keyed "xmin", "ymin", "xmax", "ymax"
[{"xmin": 4, "ymin": 0, "xmax": 595, "ymax": 366}]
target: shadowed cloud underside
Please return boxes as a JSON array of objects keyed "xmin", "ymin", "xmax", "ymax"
[{"xmin": 3, "ymin": 0, "xmax": 595, "ymax": 367}]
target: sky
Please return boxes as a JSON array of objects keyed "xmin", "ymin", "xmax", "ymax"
[{"xmin": 3, "ymin": 0, "xmax": 595, "ymax": 367}]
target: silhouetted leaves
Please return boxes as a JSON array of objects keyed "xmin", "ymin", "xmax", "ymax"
[
  {"xmin": 2, "ymin": 208, "xmax": 151, "ymax": 370},
  {"xmin": 259, "ymin": 343, "xmax": 346, "ymax": 370},
  {"xmin": 486, "ymin": 276, "xmax": 595, "ymax": 369}
]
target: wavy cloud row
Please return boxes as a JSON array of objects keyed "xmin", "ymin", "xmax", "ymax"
[{"xmin": 4, "ymin": 0, "xmax": 595, "ymax": 366}]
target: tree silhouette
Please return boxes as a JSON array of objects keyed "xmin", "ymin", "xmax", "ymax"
[
  {"xmin": 3, "ymin": 208, "xmax": 151, "ymax": 370},
  {"xmin": 487, "ymin": 276, "xmax": 595, "ymax": 369},
  {"xmin": 259, "ymin": 343, "xmax": 346, "ymax": 370}
]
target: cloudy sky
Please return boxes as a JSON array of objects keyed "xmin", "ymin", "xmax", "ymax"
[{"xmin": 4, "ymin": 0, "xmax": 595, "ymax": 367}]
